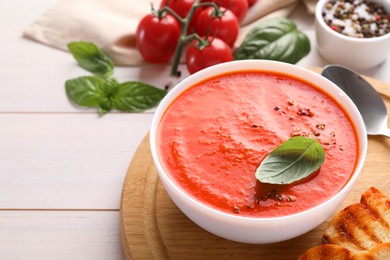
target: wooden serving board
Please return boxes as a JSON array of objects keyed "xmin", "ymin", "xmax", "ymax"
[{"xmin": 120, "ymin": 73, "xmax": 390, "ymax": 260}]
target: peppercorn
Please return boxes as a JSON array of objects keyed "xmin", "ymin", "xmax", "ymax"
[
  {"xmin": 297, "ymin": 107, "xmax": 314, "ymax": 117},
  {"xmin": 316, "ymin": 123, "xmax": 326, "ymax": 130}
]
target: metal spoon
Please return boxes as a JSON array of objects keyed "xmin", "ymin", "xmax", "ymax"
[{"xmin": 321, "ymin": 64, "xmax": 390, "ymax": 137}]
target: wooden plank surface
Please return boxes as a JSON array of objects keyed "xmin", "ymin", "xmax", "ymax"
[
  {"xmin": 0, "ymin": 210, "xmax": 124, "ymax": 260},
  {"xmin": 120, "ymin": 76, "xmax": 390, "ymax": 259},
  {"xmin": 0, "ymin": 113, "xmax": 152, "ymax": 209}
]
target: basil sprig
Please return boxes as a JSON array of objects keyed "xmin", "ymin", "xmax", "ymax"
[
  {"xmin": 256, "ymin": 136, "xmax": 325, "ymax": 185},
  {"xmin": 66, "ymin": 42, "xmax": 166, "ymax": 114},
  {"xmin": 234, "ymin": 17, "xmax": 311, "ymax": 64}
]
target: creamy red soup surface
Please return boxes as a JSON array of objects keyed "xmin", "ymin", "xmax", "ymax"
[{"xmin": 157, "ymin": 71, "xmax": 359, "ymax": 218}]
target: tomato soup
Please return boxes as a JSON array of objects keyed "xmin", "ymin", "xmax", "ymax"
[{"xmin": 157, "ymin": 71, "xmax": 358, "ymax": 217}]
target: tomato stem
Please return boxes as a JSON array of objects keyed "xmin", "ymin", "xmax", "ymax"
[
  {"xmin": 160, "ymin": 6, "xmax": 184, "ymax": 22},
  {"xmin": 167, "ymin": 0, "xmax": 196, "ymax": 77},
  {"xmin": 195, "ymin": 36, "xmax": 211, "ymax": 50},
  {"xmin": 151, "ymin": 4, "xmax": 166, "ymax": 19},
  {"xmin": 168, "ymin": 0, "xmax": 218, "ymax": 78},
  {"xmin": 210, "ymin": 3, "xmax": 226, "ymax": 18}
]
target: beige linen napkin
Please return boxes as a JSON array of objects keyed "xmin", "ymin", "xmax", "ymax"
[{"xmin": 23, "ymin": 0, "xmax": 317, "ymax": 66}]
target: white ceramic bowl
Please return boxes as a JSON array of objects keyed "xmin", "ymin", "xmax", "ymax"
[
  {"xmin": 315, "ymin": 0, "xmax": 390, "ymax": 70},
  {"xmin": 150, "ymin": 60, "xmax": 367, "ymax": 244}
]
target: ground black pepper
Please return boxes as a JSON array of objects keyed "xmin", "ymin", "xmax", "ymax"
[
  {"xmin": 316, "ymin": 123, "xmax": 326, "ymax": 130},
  {"xmin": 313, "ymin": 130, "xmax": 321, "ymax": 136},
  {"xmin": 297, "ymin": 107, "xmax": 314, "ymax": 117}
]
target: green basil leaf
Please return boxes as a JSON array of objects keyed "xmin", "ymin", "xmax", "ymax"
[
  {"xmin": 98, "ymin": 97, "xmax": 113, "ymax": 115},
  {"xmin": 67, "ymin": 42, "xmax": 114, "ymax": 77},
  {"xmin": 255, "ymin": 136, "xmax": 325, "ymax": 185},
  {"xmin": 65, "ymin": 76, "xmax": 107, "ymax": 107},
  {"xmin": 234, "ymin": 17, "xmax": 311, "ymax": 64},
  {"xmin": 112, "ymin": 82, "xmax": 167, "ymax": 112},
  {"xmin": 102, "ymin": 77, "xmax": 120, "ymax": 97},
  {"xmin": 97, "ymin": 79, "xmax": 119, "ymax": 115}
]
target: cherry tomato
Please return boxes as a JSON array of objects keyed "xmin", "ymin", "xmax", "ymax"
[
  {"xmin": 136, "ymin": 13, "xmax": 181, "ymax": 63},
  {"xmin": 247, "ymin": 0, "xmax": 257, "ymax": 7},
  {"xmin": 186, "ymin": 37, "xmax": 233, "ymax": 74},
  {"xmin": 212, "ymin": 0, "xmax": 248, "ymax": 22},
  {"xmin": 159, "ymin": 0, "xmax": 195, "ymax": 18},
  {"xmin": 192, "ymin": 7, "xmax": 239, "ymax": 47}
]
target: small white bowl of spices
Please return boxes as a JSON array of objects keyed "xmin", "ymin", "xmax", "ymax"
[{"xmin": 315, "ymin": 0, "xmax": 390, "ymax": 70}]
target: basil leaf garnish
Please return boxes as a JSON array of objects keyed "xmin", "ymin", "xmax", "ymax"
[
  {"xmin": 67, "ymin": 41, "xmax": 114, "ymax": 77},
  {"xmin": 234, "ymin": 17, "xmax": 311, "ymax": 64},
  {"xmin": 255, "ymin": 136, "xmax": 325, "ymax": 185},
  {"xmin": 112, "ymin": 81, "xmax": 167, "ymax": 112},
  {"xmin": 65, "ymin": 76, "xmax": 107, "ymax": 107}
]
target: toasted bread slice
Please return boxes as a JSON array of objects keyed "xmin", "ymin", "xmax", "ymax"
[
  {"xmin": 298, "ymin": 244, "xmax": 353, "ymax": 260},
  {"xmin": 298, "ymin": 243, "xmax": 390, "ymax": 260},
  {"xmin": 323, "ymin": 187, "xmax": 390, "ymax": 253},
  {"xmin": 352, "ymin": 243, "xmax": 390, "ymax": 260}
]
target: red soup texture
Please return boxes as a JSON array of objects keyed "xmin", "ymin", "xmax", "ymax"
[{"xmin": 157, "ymin": 71, "xmax": 358, "ymax": 218}]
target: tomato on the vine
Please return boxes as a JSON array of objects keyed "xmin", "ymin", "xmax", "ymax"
[
  {"xmin": 192, "ymin": 7, "xmax": 239, "ymax": 47},
  {"xmin": 159, "ymin": 0, "xmax": 195, "ymax": 19},
  {"xmin": 212, "ymin": 0, "xmax": 248, "ymax": 22},
  {"xmin": 136, "ymin": 13, "xmax": 181, "ymax": 63},
  {"xmin": 186, "ymin": 37, "xmax": 233, "ymax": 74}
]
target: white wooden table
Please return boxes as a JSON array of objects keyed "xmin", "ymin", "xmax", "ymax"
[{"xmin": 1, "ymin": 1, "xmax": 389, "ymax": 259}]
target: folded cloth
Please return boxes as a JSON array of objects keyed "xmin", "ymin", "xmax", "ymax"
[{"xmin": 23, "ymin": 0, "xmax": 317, "ymax": 66}]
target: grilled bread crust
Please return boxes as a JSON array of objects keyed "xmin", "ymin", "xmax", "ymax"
[
  {"xmin": 298, "ymin": 244, "xmax": 353, "ymax": 260},
  {"xmin": 322, "ymin": 187, "xmax": 390, "ymax": 254},
  {"xmin": 298, "ymin": 243, "xmax": 390, "ymax": 260},
  {"xmin": 352, "ymin": 242, "xmax": 390, "ymax": 259}
]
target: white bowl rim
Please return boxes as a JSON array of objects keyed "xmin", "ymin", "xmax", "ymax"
[
  {"xmin": 150, "ymin": 60, "xmax": 368, "ymax": 223},
  {"xmin": 315, "ymin": 0, "xmax": 390, "ymax": 43}
]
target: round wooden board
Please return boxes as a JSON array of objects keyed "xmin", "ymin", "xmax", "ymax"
[{"xmin": 120, "ymin": 72, "xmax": 390, "ymax": 260}]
